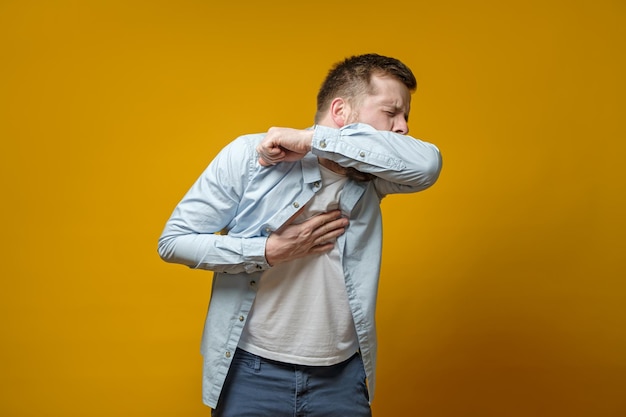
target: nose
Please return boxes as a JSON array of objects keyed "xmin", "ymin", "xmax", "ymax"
[{"xmin": 394, "ymin": 117, "xmax": 409, "ymax": 135}]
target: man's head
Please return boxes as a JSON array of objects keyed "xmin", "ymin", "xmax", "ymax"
[{"xmin": 315, "ymin": 54, "xmax": 417, "ymax": 133}]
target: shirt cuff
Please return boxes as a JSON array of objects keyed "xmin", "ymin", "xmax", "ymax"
[
  {"xmin": 312, "ymin": 125, "xmax": 340, "ymax": 152},
  {"xmin": 242, "ymin": 236, "xmax": 271, "ymax": 273}
]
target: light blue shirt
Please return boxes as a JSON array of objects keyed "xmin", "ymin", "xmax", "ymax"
[{"xmin": 158, "ymin": 123, "xmax": 442, "ymax": 408}]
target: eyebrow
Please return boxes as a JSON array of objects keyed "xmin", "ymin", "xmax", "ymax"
[{"xmin": 382, "ymin": 101, "xmax": 410, "ymax": 121}]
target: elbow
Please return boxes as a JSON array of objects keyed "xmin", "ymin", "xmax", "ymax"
[
  {"xmin": 428, "ymin": 148, "xmax": 443, "ymax": 186},
  {"xmin": 417, "ymin": 146, "xmax": 443, "ymax": 189},
  {"xmin": 157, "ymin": 236, "xmax": 176, "ymax": 263}
]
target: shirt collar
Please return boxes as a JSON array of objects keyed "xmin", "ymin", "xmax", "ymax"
[{"xmin": 301, "ymin": 153, "xmax": 322, "ymax": 184}]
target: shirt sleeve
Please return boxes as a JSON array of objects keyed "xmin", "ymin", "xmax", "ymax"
[
  {"xmin": 157, "ymin": 136, "xmax": 271, "ymax": 274},
  {"xmin": 311, "ymin": 123, "xmax": 442, "ymax": 196}
]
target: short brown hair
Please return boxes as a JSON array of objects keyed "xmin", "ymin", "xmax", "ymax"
[{"xmin": 315, "ymin": 54, "xmax": 416, "ymax": 122}]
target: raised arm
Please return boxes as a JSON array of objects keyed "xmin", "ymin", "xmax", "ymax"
[
  {"xmin": 159, "ymin": 132, "xmax": 356, "ymax": 274},
  {"xmin": 257, "ymin": 123, "xmax": 442, "ymax": 196},
  {"xmin": 313, "ymin": 123, "xmax": 442, "ymax": 195}
]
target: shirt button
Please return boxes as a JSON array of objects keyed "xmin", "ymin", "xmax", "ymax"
[
  {"xmin": 265, "ymin": 227, "xmax": 271, "ymax": 234},
  {"xmin": 313, "ymin": 181, "xmax": 320, "ymax": 188},
  {"xmin": 293, "ymin": 202, "xmax": 300, "ymax": 208},
  {"xmin": 320, "ymin": 140, "xmax": 327, "ymax": 149},
  {"xmin": 239, "ymin": 315, "xmax": 245, "ymax": 322},
  {"xmin": 225, "ymin": 351, "xmax": 231, "ymax": 358},
  {"xmin": 359, "ymin": 151, "xmax": 366, "ymax": 157},
  {"xmin": 250, "ymin": 280, "xmax": 256, "ymax": 287}
]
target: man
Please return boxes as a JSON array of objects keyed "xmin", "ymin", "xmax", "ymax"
[{"xmin": 158, "ymin": 53, "xmax": 442, "ymax": 416}]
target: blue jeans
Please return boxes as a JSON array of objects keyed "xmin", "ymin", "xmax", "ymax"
[{"xmin": 212, "ymin": 348, "xmax": 372, "ymax": 417}]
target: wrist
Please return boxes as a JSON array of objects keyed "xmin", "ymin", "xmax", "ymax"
[{"xmin": 304, "ymin": 130, "xmax": 314, "ymax": 152}]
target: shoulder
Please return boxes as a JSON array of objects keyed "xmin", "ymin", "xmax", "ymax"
[
  {"xmin": 213, "ymin": 132, "xmax": 265, "ymax": 165},
  {"xmin": 223, "ymin": 132, "xmax": 265, "ymax": 152}
]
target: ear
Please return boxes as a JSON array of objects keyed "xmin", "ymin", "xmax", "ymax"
[{"xmin": 329, "ymin": 98, "xmax": 350, "ymax": 127}]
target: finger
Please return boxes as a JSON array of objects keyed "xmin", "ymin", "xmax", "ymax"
[
  {"xmin": 257, "ymin": 142, "xmax": 281, "ymax": 154},
  {"xmin": 316, "ymin": 216, "xmax": 348, "ymax": 236},
  {"xmin": 258, "ymin": 157, "xmax": 273, "ymax": 167},
  {"xmin": 314, "ymin": 223, "xmax": 347, "ymax": 246},
  {"xmin": 309, "ymin": 241, "xmax": 335, "ymax": 254},
  {"xmin": 314, "ymin": 210, "xmax": 342, "ymax": 226},
  {"xmin": 257, "ymin": 149, "xmax": 285, "ymax": 166}
]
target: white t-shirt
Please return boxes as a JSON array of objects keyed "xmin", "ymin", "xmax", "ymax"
[{"xmin": 238, "ymin": 165, "xmax": 359, "ymax": 365}]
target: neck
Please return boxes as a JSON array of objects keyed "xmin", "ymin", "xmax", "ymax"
[{"xmin": 318, "ymin": 157, "xmax": 345, "ymax": 175}]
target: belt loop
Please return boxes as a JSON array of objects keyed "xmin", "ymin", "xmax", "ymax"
[{"xmin": 254, "ymin": 353, "xmax": 261, "ymax": 371}]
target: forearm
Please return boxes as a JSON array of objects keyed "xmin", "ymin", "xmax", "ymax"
[
  {"xmin": 311, "ymin": 123, "xmax": 442, "ymax": 191},
  {"xmin": 158, "ymin": 227, "xmax": 270, "ymax": 274},
  {"xmin": 158, "ymin": 134, "xmax": 271, "ymax": 274}
]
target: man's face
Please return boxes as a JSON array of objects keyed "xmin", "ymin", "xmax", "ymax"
[{"xmin": 347, "ymin": 74, "xmax": 411, "ymax": 134}]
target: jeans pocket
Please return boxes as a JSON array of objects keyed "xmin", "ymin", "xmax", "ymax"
[{"xmin": 231, "ymin": 349, "xmax": 262, "ymax": 373}]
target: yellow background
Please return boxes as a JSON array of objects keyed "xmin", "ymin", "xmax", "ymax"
[{"xmin": 1, "ymin": 1, "xmax": 625, "ymax": 416}]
